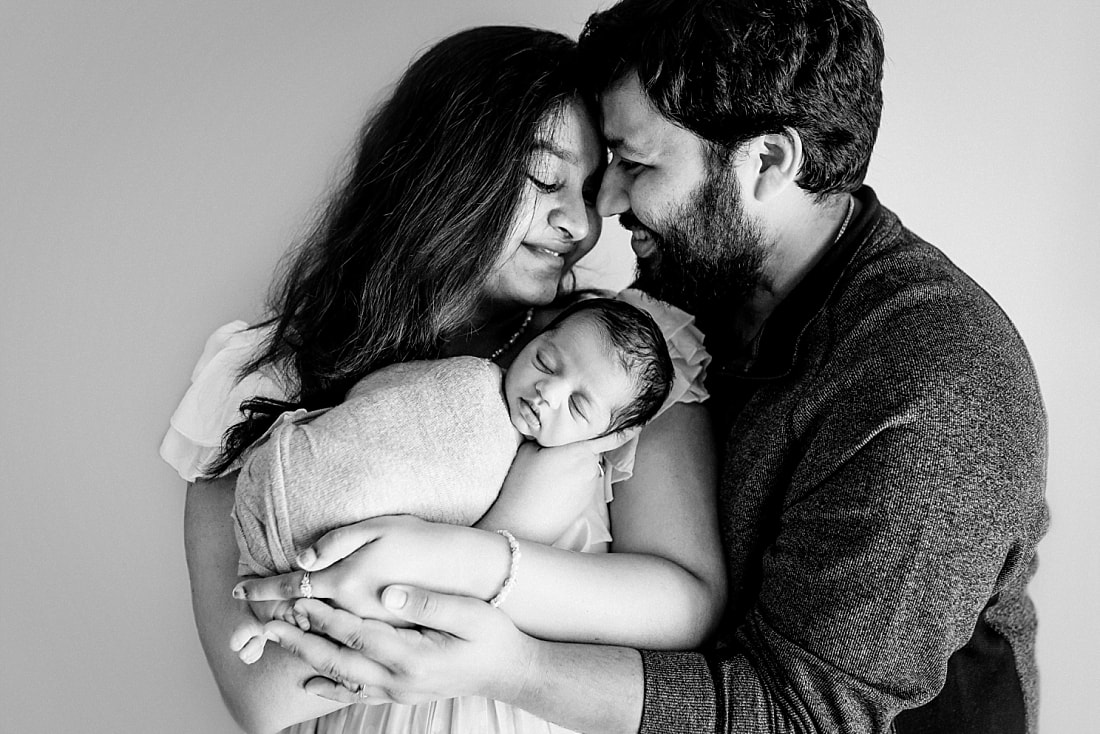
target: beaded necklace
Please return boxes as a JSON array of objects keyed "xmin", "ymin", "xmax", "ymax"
[
  {"xmin": 488, "ymin": 308, "xmax": 534, "ymax": 362},
  {"xmin": 834, "ymin": 194, "xmax": 855, "ymax": 245}
]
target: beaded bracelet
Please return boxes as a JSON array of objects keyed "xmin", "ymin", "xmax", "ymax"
[{"xmin": 490, "ymin": 529, "xmax": 521, "ymax": 608}]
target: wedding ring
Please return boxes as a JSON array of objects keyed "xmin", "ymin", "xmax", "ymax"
[{"xmin": 299, "ymin": 571, "xmax": 313, "ymax": 599}]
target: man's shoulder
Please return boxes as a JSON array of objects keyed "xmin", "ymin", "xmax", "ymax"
[{"xmin": 837, "ymin": 206, "xmax": 1023, "ymax": 351}]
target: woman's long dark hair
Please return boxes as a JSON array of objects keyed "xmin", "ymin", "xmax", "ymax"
[{"xmin": 205, "ymin": 26, "xmax": 594, "ymax": 477}]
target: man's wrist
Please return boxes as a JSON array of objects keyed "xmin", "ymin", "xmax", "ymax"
[{"xmin": 494, "ymin": 638, "xmax": 645, "ymax": 734}]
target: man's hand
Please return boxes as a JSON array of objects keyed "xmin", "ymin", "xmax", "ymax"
[{"xmin": 263, "ymin": 587, "xmax": 537, "ymax": 706}]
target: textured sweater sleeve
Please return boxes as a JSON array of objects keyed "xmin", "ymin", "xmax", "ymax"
[
  {"xmin": 234, "ymin": 358, "xmax": 521, "ymax": 575},
  {"xmin": 640, "ymin": 240, "xmax": 1047, "ymax": 731}
]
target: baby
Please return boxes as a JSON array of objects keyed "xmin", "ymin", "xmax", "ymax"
[{"xmin": 232, "ymin": 297, "xmax": 675, "ymax": 577}]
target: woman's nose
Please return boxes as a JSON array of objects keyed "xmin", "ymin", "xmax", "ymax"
[
  {"xmin": 547, "ymin": 194, "xmax": 590, "ymax": 243},
  {"xmin": 596, "ymin": 165, "xmax": 629, "ymax": 217}
]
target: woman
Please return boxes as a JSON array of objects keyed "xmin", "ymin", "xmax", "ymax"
[{"xmin": 169, "ymin": 26, "xmax": 723, "ymax": 734}]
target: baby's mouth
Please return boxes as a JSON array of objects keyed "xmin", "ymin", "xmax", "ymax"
[{"xmin": 519, "ymin": 397, "xmax": 542, "ymax": 433}]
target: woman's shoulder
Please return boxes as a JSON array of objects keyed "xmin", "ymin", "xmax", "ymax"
[{"xmin": 160, "ymin": 321, "xmax": 290, "ymax": 481}]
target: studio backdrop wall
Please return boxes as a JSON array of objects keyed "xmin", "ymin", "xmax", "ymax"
[{"xmin": 2, "ymin": 2, "xmax": 1096, "ymax": 732}]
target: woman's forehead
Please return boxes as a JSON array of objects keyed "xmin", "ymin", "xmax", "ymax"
[{"xmin": 534, "ymin": 102, "xmax": 601, "ymax": 166}]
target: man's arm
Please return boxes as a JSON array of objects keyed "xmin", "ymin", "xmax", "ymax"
[
  {"xmin": 263, "ymin": 590, "xmax": 647, "ymax": 734},
  {"xmin": 637, "ymin": 285, "xmax": 1049, "ymax": 732}
]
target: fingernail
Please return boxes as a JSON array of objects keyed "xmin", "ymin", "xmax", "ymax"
[
  {"xmin": 297, "ymin": 549, "xmax": 316, "ymax": 568},
  {"xmin": 382, "ymin": 587, "xmax": 407, "ymax": 610},
  {"xmin": 232, "ymin": 585, "xmax": 246, "ymax": 600}
]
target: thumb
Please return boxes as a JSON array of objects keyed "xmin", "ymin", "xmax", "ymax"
[
  {"xmin": 583, "ymin": 426, "xmax": 641, "ymax": 455},
  {"xmin": 381, "ymin": 585, "xmax": 492, "ymax": 640}
]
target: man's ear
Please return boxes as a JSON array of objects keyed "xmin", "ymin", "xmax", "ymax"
[{"xmin": 744, "ymin": 128, "xmax": 803, "ymax": 203}]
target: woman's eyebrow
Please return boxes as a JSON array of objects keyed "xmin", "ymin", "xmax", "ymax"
[{"xmin": 534, "ymin": 139, "xmax": 578, "ymax": 165}]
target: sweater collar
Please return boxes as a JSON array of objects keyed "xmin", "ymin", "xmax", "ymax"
[{"xmin": 708, "ymin": 185, "xmax": 883, "ymax": 380}]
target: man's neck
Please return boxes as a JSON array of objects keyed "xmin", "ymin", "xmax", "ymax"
[
  {"xmin": 702, "ymin": 193, "xmax": 857, "ymax": 367},
  {"xmin": 763, "ymin": 192, "xmax": 855, "ymax": 303}
]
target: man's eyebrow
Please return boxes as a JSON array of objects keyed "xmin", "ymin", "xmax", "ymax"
[
  {"xmin": 533, "ymin": 139, "xmax": 578, "ymax": 165},
  {"xmin": 605, "ymin": 136, "xmax": 646, "ymax": 160}
]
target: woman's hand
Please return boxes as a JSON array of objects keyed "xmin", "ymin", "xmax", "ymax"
[
  {"xmin": 262, "ymin": 589, "xmax": 536, "ymax": 706},
  {"xmin": 232, "ymin": 516, "xmax": 510, "ymax": 621}
]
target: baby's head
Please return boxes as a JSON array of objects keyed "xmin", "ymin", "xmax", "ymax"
[{"xmin": 503, "ymin": 298, "xmax": 674, "ymax": 447}]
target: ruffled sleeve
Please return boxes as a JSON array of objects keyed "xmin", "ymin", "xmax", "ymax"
[
  {"xmin": 159, "ymin": 321, "xmax": 289, "ymax": 482},
  {"xmin": 602, "ymin": 288, "xmax": 711, "ymax": 487}
]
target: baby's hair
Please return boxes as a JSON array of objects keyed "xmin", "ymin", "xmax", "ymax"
[{"xmin": 546, "ymin": 298, "xmax": 674, "ymax": 433}]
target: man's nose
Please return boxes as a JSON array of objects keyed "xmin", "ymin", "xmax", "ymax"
[{"xmin": 596, "ymin": 164, "xmax": 629, "ymax": 217}]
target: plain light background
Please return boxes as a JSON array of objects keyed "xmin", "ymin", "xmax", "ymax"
[{"xmin": 2, "ymin": 1, "xmax": 1096, "ymax": 732}]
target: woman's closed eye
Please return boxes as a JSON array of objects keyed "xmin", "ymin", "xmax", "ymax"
[
  {"xmin": 528, "ymin": 174, "xmax": 564, "ymax": 194},
  {"xmin": 569, "ymin": 395, "xmax": 588, "ymax": 422}
]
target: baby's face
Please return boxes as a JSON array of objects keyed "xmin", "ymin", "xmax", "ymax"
[{"xmin": 504, "ymin": 314, "xmax": 636, "ymax": 447}]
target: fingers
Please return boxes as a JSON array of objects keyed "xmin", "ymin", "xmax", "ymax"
[
  {"xmin": 296, "ymin": 519, "xmax": 389, "ymax": 571},
  {"xmin": 585, "ymin": 426, "xmax": 641, "ymax": 454},
  {"xmin": 381, "ymin": 585, "xmax": 494, "ymax": 640},
  {"xmin": 238, "ymin": 635, "xmax": 270, "ymax": 665},
  {"xmin": 229, "ymin": 616, "xmax": 274, "ymax": 665},
  {"xmin": 264, "ymin": 620, "xmax": 390, "ymax": 691},
  {"xmin": 303, "ymin": 677, "xmax": 393, "ymax": 706},
  {"xmin": 233, "ymin": 569, "xmax": 328, "ymax": 603},
  {"xmin": 290, "ymin": 599, "xmax": 404, "ymax": 657},
  {"xmin": 302, "ymin": 677, "xmax": 367, "ymax": 704}
]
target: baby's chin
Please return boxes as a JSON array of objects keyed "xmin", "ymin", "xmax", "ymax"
[{"xmin": 509, "ymin": 409, "xmax": 538, "ymax": 442}]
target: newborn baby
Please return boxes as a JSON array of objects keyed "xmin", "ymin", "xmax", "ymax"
[{"xmin": 233, "ymin": 297, "xmax": 674, "ymax": 575}]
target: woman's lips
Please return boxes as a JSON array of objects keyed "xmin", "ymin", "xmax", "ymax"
[{"xmin": 524, "ymin": 243, "xmax": 569, "ymax": 266}]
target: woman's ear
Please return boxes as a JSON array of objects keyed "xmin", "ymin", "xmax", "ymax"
[{"xmin": 743, "ymin": 128, "xmax": 804, "ymax": 203}]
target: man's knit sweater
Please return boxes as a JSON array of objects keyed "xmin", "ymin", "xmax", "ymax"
[{"xmin": 639, "ymin": 188, "xmax": 1048, "ymax": 733}]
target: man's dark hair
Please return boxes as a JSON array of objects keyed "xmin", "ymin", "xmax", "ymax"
[
  {"xmin": 579, "ymin": 0, "xmax": 885, "ymax": 195},
  {"xmin": 547, "ymin": 298, "xmax": 674, "ymax": 433}
]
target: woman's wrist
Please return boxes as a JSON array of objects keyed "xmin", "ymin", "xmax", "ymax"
[{"xmin": 449, "ymin": 524, "xmax": 515, "ymax": 602}]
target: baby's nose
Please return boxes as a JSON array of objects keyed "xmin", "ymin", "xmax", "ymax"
[{"xmin": 536, "ymin": 378, "xmax": 566, "ymax": 407}]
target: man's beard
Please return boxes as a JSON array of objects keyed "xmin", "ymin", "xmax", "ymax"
[{"xmin": 628, "ymin": 164, "xmax": 769, "ymax": 320}]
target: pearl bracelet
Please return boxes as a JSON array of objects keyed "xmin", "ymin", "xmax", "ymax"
[{"xmin": 490, "ymin": 529, "xmax": 521, "ymax": 608}]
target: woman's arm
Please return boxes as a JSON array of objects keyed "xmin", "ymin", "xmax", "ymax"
[
  {"xmin": 238, "ymin": 402, "xmax": 726, "ymax": 650},
  {"xmin": 184, "ymin": 475, "xmax": 347, "ymax": 734}
]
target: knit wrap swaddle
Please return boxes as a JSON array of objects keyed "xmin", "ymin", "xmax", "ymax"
[{"xmin": 233, "ymin": 356, "xmax": 522, "ymax": 575}]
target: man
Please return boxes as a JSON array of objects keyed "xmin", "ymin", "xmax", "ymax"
[
  {"xmin": 259, "ymin": 2, "xmax": 1048, "ymax": 732},
  {"xmin": 568, "ymin": 1, "xmax": 1048, "ymax": 731}
]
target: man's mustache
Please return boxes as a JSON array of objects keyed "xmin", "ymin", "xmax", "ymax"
[{"xmin": 618, "ymin": 212, "xmax": 648, "ymax": 233}]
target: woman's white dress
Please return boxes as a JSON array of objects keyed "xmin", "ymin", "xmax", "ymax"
[{"xmin": 161, "ymin": 289, "xmax": 709, "ymax": 734}]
